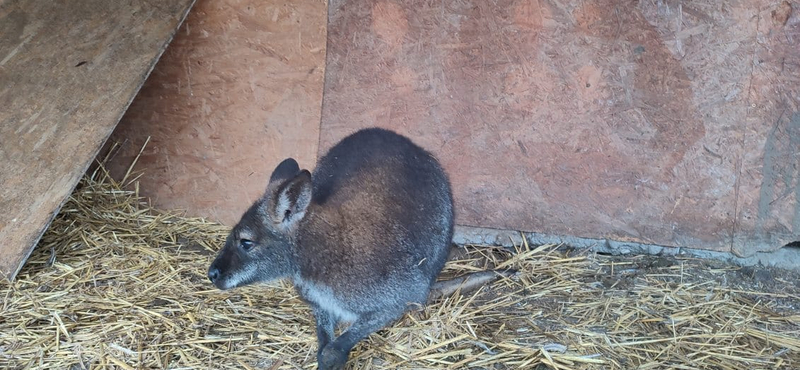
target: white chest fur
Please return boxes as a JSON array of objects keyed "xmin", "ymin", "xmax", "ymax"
[{"xmin": 294, "ymin": 278, "xmax": 358, "ymax": 323}]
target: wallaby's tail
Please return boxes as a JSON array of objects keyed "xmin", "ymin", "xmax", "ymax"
[{"xmin": 428, "ymin": 269, "xmax": 519, "ymax": 302}]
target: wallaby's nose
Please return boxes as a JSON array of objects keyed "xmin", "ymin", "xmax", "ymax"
[{"xmin": 208, "ymin": 267, "xmax": 220, "ymax": 283}]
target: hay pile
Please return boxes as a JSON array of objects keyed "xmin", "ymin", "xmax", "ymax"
[{"xmin": 1, "ymin": 167, "xmax": 799, "ymax": 369}]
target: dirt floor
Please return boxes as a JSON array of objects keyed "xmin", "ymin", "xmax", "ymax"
[{"xmin": 1, "ymin": 170, "xmax": 799, "ymax": 369}]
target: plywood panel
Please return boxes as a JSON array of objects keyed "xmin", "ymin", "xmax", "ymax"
[
  {"xmin": 320, "ymin": 0, "xmax": 800, "ymax": 253},
  {"xmin": 731, "ymin": 2, "xmax": 800, "ymax": 256},
  {"xmin": 105, "ymin": 0, "xmax": 327, "ymax": 226},
  {"xmin": 0, "ymin": 0, "xmax": 195, "ymax": 280}
]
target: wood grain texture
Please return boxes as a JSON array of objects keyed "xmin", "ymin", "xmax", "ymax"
[
  {"xmin": 320, "ymin": 0, "xmax": 800, "ymax": 253},
  {"xmin": 0, "ymin": 0, "xmax": 195, "ymax": 280},
  {"xmin": 105, "ymin": 0, "xmax": 327, "ymax": 226}
]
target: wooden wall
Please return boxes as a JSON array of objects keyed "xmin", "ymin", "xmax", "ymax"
[
  {"xmin": 106, "ymin": 0, "xmax": 327, "ymax": 226},
  {"xmin": 105, "ymin": 0, "xmax": 800, "ymax": 257},
  {"xmin": 319, "ymin": 0, "xmax": 800, "ymax": 255}
]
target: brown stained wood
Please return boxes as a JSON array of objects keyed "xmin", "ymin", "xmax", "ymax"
[
  {"xmin": 0, "ymin": 0, "xmax": 195, "ymax": 280},
  {"xmin": 105, "ymin": 0, "xmax": 327, "ymax": 226},
  {"xmin": 320, "ymin": 0, "xmax": 800, "ymax": 253},
  {"xmin": 732, "ymin": 2, "xmax": 800, "ymax": 256}
]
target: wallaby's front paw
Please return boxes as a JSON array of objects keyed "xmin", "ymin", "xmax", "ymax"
[{"xmin": 318, "ymin": 345, "xmax": 348, "ymax": 370}]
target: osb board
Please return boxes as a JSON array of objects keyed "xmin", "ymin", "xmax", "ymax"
[
  {"xmin": 733, "ymin": 1, "xmax": 800, "ymax": 256},
  {"xmin": 320, "ymin": 0, "xmax": 800, "ymax": 255},
  {"xmin": 105, "ymin": 0, "xmax": 327, "ymax": 226},
  {"xmin": 0, "ymin": 0, "xmax": 195, "ymax": 280}
]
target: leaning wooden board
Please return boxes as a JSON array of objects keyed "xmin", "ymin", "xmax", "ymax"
[{"xmin": 0, "ymin": 0, "xmax": 195, "ymax": 280}]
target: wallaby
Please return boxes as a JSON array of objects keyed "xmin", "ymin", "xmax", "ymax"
[{"xmin": 208, "ymin": 128, "xmax": 457, "ymax": 369}]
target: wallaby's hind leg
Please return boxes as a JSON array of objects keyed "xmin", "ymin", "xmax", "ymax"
[
  {"xmin": 313, "ymin": 306, "xmax": 337, "ymax": 359},
  {"xmin": 318, "ymin": 309, "xmax": 404, "ymax": 370}
]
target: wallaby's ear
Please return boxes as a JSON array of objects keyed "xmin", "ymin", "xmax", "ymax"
[
  {"xmin": 269, "ymin": 158, "xmax": 301, "ymax": 185},
  {"xmin": 266, "ymin": 170, "xmax": 312, "ymax": 231}
]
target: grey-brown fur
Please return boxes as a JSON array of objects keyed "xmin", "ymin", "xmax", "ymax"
[{"xmin": 207, "ymin": 128, "xmax": 454, "ymax": 369}]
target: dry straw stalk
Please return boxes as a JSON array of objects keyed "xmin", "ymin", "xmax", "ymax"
[{"xmin": 1, "ymin": 165, "xmax": 798, "ymax": 369}]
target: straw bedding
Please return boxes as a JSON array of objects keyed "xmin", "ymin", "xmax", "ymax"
[{"xmin": 1, "ymin": 167, "xmax": 799, "ymax": 369}]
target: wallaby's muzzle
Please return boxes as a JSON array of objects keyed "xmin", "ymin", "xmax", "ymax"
[
  {"xmin": 207, "ymin": 247, "xmax": 241, "ymax": 290},
  {"xmin": 207, "ymin": 264, "xmax": 220, "ymax": 284}
]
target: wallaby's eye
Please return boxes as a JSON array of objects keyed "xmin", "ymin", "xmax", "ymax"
[{"xmin": 239, "ymin": 239, "xmax": 254, "ymax": 251}]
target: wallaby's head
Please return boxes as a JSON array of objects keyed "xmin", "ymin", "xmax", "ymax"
[{"xmin": 207, "ymin": 158, "xmax": 312, "ymax": 290}]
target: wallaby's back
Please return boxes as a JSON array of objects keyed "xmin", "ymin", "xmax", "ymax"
[{"xmin": 296, "ymin": 128, "xmax": 454, "ymax": 309}]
